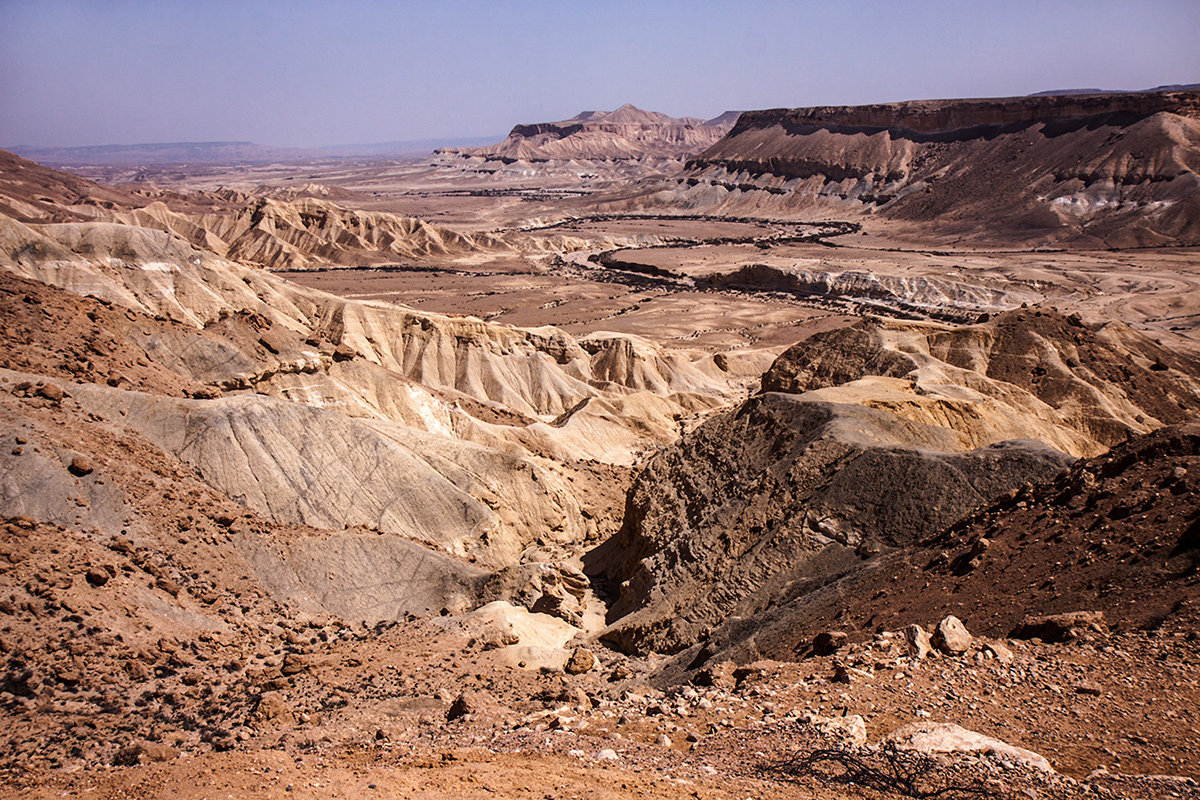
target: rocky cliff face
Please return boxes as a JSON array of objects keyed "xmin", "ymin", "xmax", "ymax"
[
  {"xmin": 715, "ymin": 91, "xmax": 1200, "ymax": 141},
  {"xmin": 634, "ymin": 90, "xmax": 1200, "ymax": 246}
]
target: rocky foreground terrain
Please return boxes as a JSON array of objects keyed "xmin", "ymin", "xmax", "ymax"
[{"xmin": 1, "ymin": 88, "xmax": 1199, "ymax": 799}]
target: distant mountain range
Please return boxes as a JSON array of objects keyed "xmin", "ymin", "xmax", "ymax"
[
  {"xmin": 3, "ymin": 135, "xmax": 503, "ymax": 167},
  {"xmin": 1030, "ymin": 82, "xmax": 1200, "ymax": 96}
]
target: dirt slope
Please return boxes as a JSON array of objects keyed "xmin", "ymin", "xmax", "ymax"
[{"xmin": 591, "ymin": 394, "xmax": 1072, "ymax": 654}]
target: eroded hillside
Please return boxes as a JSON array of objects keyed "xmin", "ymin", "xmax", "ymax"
[{"xmin": 627, "ymin": 90, "xmax": 1200, "ymax": 246}]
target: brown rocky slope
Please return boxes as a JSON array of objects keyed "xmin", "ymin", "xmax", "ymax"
[
  {"xmin": 657, "ymin": 420, "xmax": 1200, "ymax": 670},
  {"xmin": 593, "ymin": 308, "xmax": 1200, "ymax": 656}
]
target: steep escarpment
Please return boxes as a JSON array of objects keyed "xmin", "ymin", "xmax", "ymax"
[
  {"xmin": 0, "ymin": 164, "xmax": 756, "ymax": 632},
  {"xmin": 440, "ymin": 105, "xmax": 736, "ymax": 162},
  {"xmin": 594, "ymin": 307, "xmax": 1200, "ymax": 656},
  {"xmin": 639, "ymin": 90, "xmax": 1200, "ymax": 245}
]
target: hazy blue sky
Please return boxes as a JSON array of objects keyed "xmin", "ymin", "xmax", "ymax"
[{"xmin": 2, "ymin": 0, "xmax": 1198, "ymax": 148}]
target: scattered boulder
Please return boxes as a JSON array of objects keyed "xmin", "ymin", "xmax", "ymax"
[
  {"xmin": 280, "ymin": 653, "xmax": 310, "ymax": 677},
  {"xmin": 804, "ymin": 712, "xmax": 867, "ymax": 746},
  {"xmin": 884, "ymin": 721, "xmax": 1053, "ymax": 773},
  {"xmin": 983, "ymin": 641, "xmax": 1014, "ymax": 664},
  {"xmin": 68, "ymin": 455, "xmax": 94, "ymax": 476},
  {"xmin": 35, "ymin": 383, "xmax": 63, "ymax": 403},
  {"xmin": 531, "ymin": 590, "xmax": 583, "ymax": 627},
  {"xmin": 932, "ymin": 615, "xmax": 972, "ymax": 655},
  {"xmin": 84, "ymin": 567, "xmax": 109, "ymax": 587},
  {"xmin": 1011, "ymin": 611, "xmax": 1106, "ymax": 643},
  {"xmin": 112, "ymin": 741, "xmax": 180, "ymax": 766},
  {"xmin": 447, "ymin": 688, "xmax": 499, "ymax": 721},
  {"xmin": 564, "ymin": 647, "xmax": 596, "ymax": 675},
  {"xmin": 693, "ymin": 659, "xmax": 737, "ymax": 689},
  {"xmin": 253, "ymin": 691, "xmax": 291, "ymax": 723},
  {"xmin": 469, "ymin": 620, "xmax": 520, "ymax": 651},
  {"xmin": 903, "ymin": 624, "xmax": 932, "ymax": 660},
  {"xmin": 813, "ymin": 630, "xmax": 848, "ymax": 656}
]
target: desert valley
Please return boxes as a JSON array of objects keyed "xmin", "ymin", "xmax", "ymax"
[{"xmin": 1, "ymin": 87, "xmax": 1200, "ymax": 800}]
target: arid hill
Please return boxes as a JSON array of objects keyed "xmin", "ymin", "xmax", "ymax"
[
  {"xmin": 593, "ymin": 308, "xmax": 1200, "ymax": 655},
  {"xmin": 629, "ymin": 90, "xmax": 1200, "ymax": 246},
  {"xmin": 0, "ymin": 150, "xmax": 542, "ymax": 270},
  {"xmin": 440, "ymin": 104, "xmax": 737, "ymax": 162}
]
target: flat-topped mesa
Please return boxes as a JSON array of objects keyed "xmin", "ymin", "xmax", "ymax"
[
  {"xmin": 658, "ymin": 89, "xmax": 1200, "ymax": 246},
  {"xmin": 708, "ymin": 90, "xmax": 1200, "ymax": 147},
  {"xmin": 444, "ymin": 104, "xmax": 739, "ymax": 161}
]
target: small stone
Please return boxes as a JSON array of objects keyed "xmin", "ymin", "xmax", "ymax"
[
  {"xmin": 932, "ymin": 615, "xmax": 972, "ymax": 655},
  {"xmin": 803, "ymin": 713, "xmax": 867, "ymax": 746},
  {"xmin": 608, "ymin": 663, "xmax": 633, "ymax": 682},
  {"xmin": 155, "ymin": 577, "xmax": 180, "ymax": 597},
  {"xmin": 984, "ymin": 641, "xmax": 1014, "ymax": 664},
  {"xmin": 1012, "ymin": 611, "xmax": 1106, "ymax": 643},
  {"xmin": 254, "ymin": 691, "xmax": 290, "ymax": 721},
  {"xmin": 36, "ymin": 383, "xmax": 63, "ymax": 403},
  {"xmin": 813, "ymin": 631, "xmax": 848, "ymax": 656},
  {"xmin": 1075, "ymin": 682, "xmax": 1103, "ymax": 697},
  {"xmin": 68, "ymin": 455, "xmax": 94, "ymax": 476},
  {"xmin": 447, "ymin": 689, "xmax": 495, "ymax": 720},
  {"xmin": 112, "ymin": 741, "xmax": 179, "ymax": 766},
  {"xmin": 903, "ymin": 624, "xmax": 932, "ymax": 660},
  {"xmin": 693, "ymin": 660, "xmax": 736, "ymax": 689},
  {"xmin": 655, "ymin": 733, "xmax": 672, "ymax": 747},
  {"xmin": 84, "ymin": 568, "xmax": 109, "ymax": 587},
  {"xmin": 564, "ymin": 647, "xmax": 595, "ymax": 675},
  {"xmin": 280, "ymin": 653, "xmax": 310, "ymax": 676},
  {"xmin": 596, "ymin": 748, "xmax": 619, "ymax": 761}
]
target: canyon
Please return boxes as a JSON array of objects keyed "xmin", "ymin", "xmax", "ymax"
[{"xmin": 2, "ymin": 92, "xmax": 1199, "ymax": 799}]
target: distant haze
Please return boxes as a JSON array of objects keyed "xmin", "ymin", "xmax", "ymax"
[{"xmin": 2, "ymin": 0, "xmax": 1198, "ymax": 149}]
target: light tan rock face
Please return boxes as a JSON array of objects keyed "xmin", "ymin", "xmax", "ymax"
[
  {"xmin": 884, "ymin": 721, "xmax": 1054, "ymax": 772},
  {"xmin": 761, "ymin": 309, "xmax": 1200, "ymax": 457}
]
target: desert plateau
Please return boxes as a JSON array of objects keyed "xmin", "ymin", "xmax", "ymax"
[{"xmin": 3, "ymin": 6, "xmax": 1200, "ymax": 797}]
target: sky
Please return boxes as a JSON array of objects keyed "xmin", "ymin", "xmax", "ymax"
[{"xmin": 2, "ymin": 0, "xmax": 1198, "ymax": 149}]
